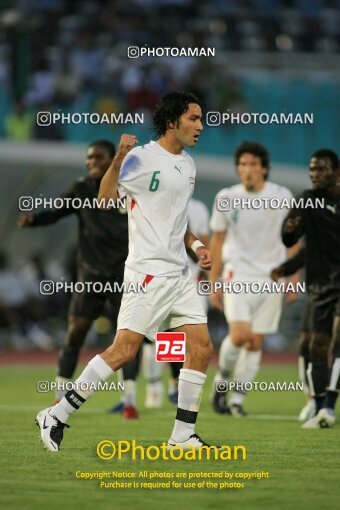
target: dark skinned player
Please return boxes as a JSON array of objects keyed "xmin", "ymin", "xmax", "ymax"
[
  {"xmin": 271, "ymin": 247, "xmax": 318, "ymax": 421},
  {"xmin": 18, "ymin": 140, "xmax": 128, "ymax": 402},
  {"xmin": 281, "ymin": 149, "xmax": 340, "ymax": 428}
]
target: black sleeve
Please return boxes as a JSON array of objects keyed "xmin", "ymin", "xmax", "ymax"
[
  {"xmin": 29, "ymin": 182, "xmax": 78, "ymax": 227},
  {"xmin": 281, "ymin": 192, "xmax": 305, "ymax": 247},
  {"xmin": 280, "ymin": 246, "xmax": 305, "ymax": 277}
]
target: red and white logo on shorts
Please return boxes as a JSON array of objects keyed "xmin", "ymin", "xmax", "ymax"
[{"xmin": 155, "ymin": 332, "xmax": 186, "ymax": 362}]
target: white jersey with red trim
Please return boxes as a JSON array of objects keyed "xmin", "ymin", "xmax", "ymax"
[{"xmin": 118, "ymin": 141, "xmax": 196, "ymax": 276}]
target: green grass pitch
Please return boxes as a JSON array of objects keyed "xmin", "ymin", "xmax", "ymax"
[{"xmin": 0, "ymin": 363, "xmax": 339, "ymax": 510}]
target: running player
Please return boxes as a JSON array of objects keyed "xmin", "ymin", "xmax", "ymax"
[
  {"xmin": 281, "ymin": 149, "xmax": 340, "ymax": 429},
  {"xmin": 18, "ymin": 140, "xmax": 128, "ymax": 402},
  {"xmin": 209, "ymin": 141, "xmax": 299, "ymax": 416},
  {"xmin": 35, "ymin": 91, "xmax": 216, "ymax": 452}
]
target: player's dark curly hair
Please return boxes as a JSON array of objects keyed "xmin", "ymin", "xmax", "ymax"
[
  {"xmin": 152, "ymin": 91, "xmax": 201, "ymax": 138},
  {"xmin": 234, "ymin": 141, "xmax": 270, "ymax": 180},
  {"xmin": 311, "ymin": 149, "xmax": 338, "ymax": 171},
  {"xmin": 88, "ymin": 140, "xmax": 116, "ymax": 158}
]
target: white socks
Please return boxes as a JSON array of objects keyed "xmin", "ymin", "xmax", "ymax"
[
  {"xmin": 53, "ymin": 355, "xmax": 113, "ymax": 423},
  {"xmin": 143, "ymin": 343, "xmax": 164, "ymax": 407},
  {"xmin": 229, "ymin": 349, "xmax": 262, "ymax": 406},
  {"xmin": 298, "ymin": 355, "xmax": 310, "ymax": 395},
  {"xmin": 214, "ymin": 334, "xmax": 241, "ymax": 385},
  {"xmin": 171, "ymin": 368, "xmax": 206, "ymax": 442},
  {"xmin": 55, "ymin": 376, "xmax": 71, "ymax": 401},
  {"xmin": 124, "ymin": 379, "xmax": 137, "ymax": 406}
]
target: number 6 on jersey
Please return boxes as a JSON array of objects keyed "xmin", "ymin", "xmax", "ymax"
[{"xmin": 149, "ymin": 171, "xmax": 160, "ymax": 192}]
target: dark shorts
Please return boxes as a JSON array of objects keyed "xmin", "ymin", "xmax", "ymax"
[
  {"xmin": 68, "ymin": 269, "xmax": 123, "ymax": 326},
  {"xmin": 304, "ymin": 288, "xmax": 340, "ymax": 335}
]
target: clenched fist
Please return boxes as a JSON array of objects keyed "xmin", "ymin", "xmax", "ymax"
[{"xmin": 117, "ymin": 134, "xmax": 138, "ymax": 159}]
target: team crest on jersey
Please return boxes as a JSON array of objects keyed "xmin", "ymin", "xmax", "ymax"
[{"xmin": 189, "ymin": 177, "xmax": 195, "ymax": 191}]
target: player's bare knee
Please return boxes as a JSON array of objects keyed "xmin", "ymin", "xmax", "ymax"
[{"xmin": 231, "ymin": 333, "xmax": 250, "ymax": 347}]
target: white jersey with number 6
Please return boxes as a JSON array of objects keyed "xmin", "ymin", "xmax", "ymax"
[{"xmin": 118, "ymin": 141, "xmax": 196, "ymax": 276}]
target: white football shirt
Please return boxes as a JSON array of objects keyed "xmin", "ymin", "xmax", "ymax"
[
  {"xmin": 118, "ymin": 141, "xmax": 196, "ymax": 276},
  {"xmin": 210, "ymin": 181, "xmax": 293, "ymax": 276}
]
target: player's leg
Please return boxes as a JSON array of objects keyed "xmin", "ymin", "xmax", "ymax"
[
  {"xmin": 55, "ymin": 270, "xmax": 107, "ymax": 401},
  {"xmin": 302, "ymin": 331, "xmax": 331, "ymax": 429},
  {"xmin": 297, "ymin": 297, "xmax": 315, "ymax": 421},
  {"xmin": 106, "ymin": 285, "xmax": 141, "ymax": 418},
  {"xmin": 316, "ymin": 313, "xmax": 340, "ymax": 427},
  {"xmin": 212, "ymin": 287, "xmax": 251, "ymax": 413},
  {"xmin": 143, "ymin": 340, "xmax": 164, "ymax": 408},
  {"xmin": 166, "ymin": 269, "xmax": 217, "ymax": 447},
  {"xmin": 212, "ymin": 322, "xmax": 252, "ymax": 413},
  {"xmin": 228, "ymin": 333, "xmax": 264, "ymax": 417},
  {"xmin": 303, "ymin": 292, "xmax": 336, "ymax": 428},
  {"xmin": 36, "ymin": 267, "xmax": 174, "ymax": 451},
  {"xmin": 109, "ymin": 347, "xmax": 142, "ymax": 417},
  {"xmin": 56, "ymin": 315, "xmax": 92, "ymax": 401},
  {"xmin": 298, "ymin": 330, "xmax": 315, "ymax": 421},
  {"xmin": 168, "ymin": 361, "xmax": 182, "ymax": 404},
  {"xmin": 168, "ymin": 323, "xmax": 213, "ymax": 447},
  {"xmin": 227, "ymin": 287, "xmax": 283, "ymax": 416},
  {"xmin": 36, "ymin": 328, "xmax": 145, "ymax": 451}
]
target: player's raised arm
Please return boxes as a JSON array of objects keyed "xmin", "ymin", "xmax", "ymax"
[
  {"xmin": 17, "ymin": 185, "xmax": 77, "ymax": 228},
  {"xmin": 98, "ymin": 134, "xmax": 137, "ymax": 206}
]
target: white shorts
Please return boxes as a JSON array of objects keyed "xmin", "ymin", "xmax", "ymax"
[
  {"xmin": 117, "ymin": 266, "xmax": 207, "ymax": 340},
  {"xmin": 222, "ymin": 272, "xmax": 283, "ymax": 334}
]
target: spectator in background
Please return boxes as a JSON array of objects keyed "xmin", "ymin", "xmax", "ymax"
[
  {"xmin": 25, "ymin": 57, "xmax": 55, "ymax": 107},
  {"xmin": 0, "ymin": 251, "xmax": 52, "ymax": 350},
  {"xmin": 69, "ymin": 30, "xmax": 104, "ymax": 90},
  {"xmin": 54, "ymin": 54, "xmax": 82, "ymax": 106},
  {"xmin": 5, "ymin": 98, "xmax": 34, "ymax": 141}
]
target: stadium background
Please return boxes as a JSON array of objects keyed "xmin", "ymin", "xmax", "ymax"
[
  {"xmin": 1, "ymin": 0, "xmax": 339, "ymax": 353},
  {"xmin": 1, "ymin": 2, "xmax": 340, "ymax": 510}
]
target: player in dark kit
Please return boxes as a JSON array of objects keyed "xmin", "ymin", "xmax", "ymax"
[
  {"xmin": 281, "ymin": 149, "xmax": 340, "ymax": 428},
  {"xmin": 18, "ymin": 140, "xmax": 128, "ymax": 401},
  {"xmin": 271, "ymin": 247, "xmax": 317, "ymax": 421}
]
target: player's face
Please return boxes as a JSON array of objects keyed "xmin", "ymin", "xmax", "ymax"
[
  {"xmin": 309, "ymin": 157, "xmax": 336, "ymax": 190},
  {"xmin": 173, "ymin": 103, "xmax": 203, "ymax": 148},
  {"xmin": 237, "ymin": 153, "xmax": 267, "ymax": 191},
  {"xmin": 85, "ymin": 146, "xmax": 112, "ymax": 179}
]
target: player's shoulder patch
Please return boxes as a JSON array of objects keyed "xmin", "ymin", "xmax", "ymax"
[{"xmin": 119, "ymin": 150, "xmax": 141, "ymax": 180}]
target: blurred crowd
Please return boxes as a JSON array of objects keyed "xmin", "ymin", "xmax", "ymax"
[
  {"xmin": 1, "ymin": 0, "xmax": 339, "ymax": 141},
  {"xmin": 0, "ymin": 249, "xmax": 77, "ymax": 350}
]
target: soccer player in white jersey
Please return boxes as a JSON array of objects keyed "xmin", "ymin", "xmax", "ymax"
[
  {"xmin": 140, "ymin": 197, "xmax": 210, "ymax": 408},
  {"xmin": 35, "ymin": 91, "xmax": 216, "ymax": 452},
  {"xmin": 209, "ymin": 141, "xmax": 299, "ymax": 416}
]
